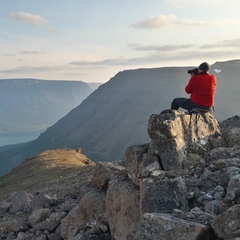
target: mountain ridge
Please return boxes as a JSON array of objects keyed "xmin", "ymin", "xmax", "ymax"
[
  {"xmin": 0, "ymin": 78, "xmax": 101, "ymax": 146},
  {"xmin": 0, "ymin": 78, "xmax": 93, "ymax": 132},
  {"xmin": 0, "ymin": 59, "xmax": 240, "ymax": 176}
]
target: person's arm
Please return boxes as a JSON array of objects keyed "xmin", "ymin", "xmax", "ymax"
[{"xmin": 185, "ymin": 78, "xmax": 193, "ymax": 94}]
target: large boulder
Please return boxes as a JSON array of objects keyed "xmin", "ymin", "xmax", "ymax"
[
  {"xmin": 220, "ymin": 115, "xmax": 240, "ymax": 146},
  {"xmin": 75, "ymin": 190, "xmax": 107, "ymax": 228},
  {"xmin": 106, "ymin": 178, "xmax": 140, "ymax": 240},
  {"xmin": 10, "ymin": 191, "xmax": 33, "ymax": 214},
  {"xmin": 139, "ymin": 176, "xmax": 189, "ymax": 214},
  {"xmin": 28, "ymin": 208, "xmax": 51, "ymax": 227},
  {"xmin": 133, "ymin": 213, "xmax": 213, "ymax": 240},
  {"xmin": 34, "ymin": 211, "xmax": 67, "ymax": 232},
  {"xmin": 124, "ymin": 144, "xmax": 163, "ymax": 187},
  {"xmin": 148, "ymin": 110, "xmax": 220, "ymax": 171},
  {"xmin": 91, "ymin": 161, "xmax": 128, "ymax": 189},
  {"xmin": 212, "ymin": 204, "xmax": 240, "ymax": 240},
  {"xmin": 224, "ymin": 174, "xmax": 240, "ymax": 203},
  {"xmin": 61, "ymin": 206, "xmax": 78, "ymax": 240}
]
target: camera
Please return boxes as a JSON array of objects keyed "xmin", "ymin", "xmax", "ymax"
[{"xmin": 187, "ymin": 68, "xmax": 199, "ymax": 76}]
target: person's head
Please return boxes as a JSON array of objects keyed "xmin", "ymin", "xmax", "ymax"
[{"xmin": 198, "ymin": 62, "xmax": 210, "ymax": 73}]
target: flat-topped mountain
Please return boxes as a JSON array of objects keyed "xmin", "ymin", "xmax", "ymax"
[
  {"xmin": 0, "ymin": 79, "xmax": 94, "ymax": 146},
  {"xmin": 0, "ymin": 60, "xmax": 240, "ymax": 176}
]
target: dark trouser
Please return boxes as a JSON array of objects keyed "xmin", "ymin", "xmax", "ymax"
[{"xmin": 171, "ymin": 98, "xmax": 212, "ymax": 111}]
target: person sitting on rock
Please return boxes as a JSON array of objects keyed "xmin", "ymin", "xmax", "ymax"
[{"xmin": 171, "ymin": 62, "xmax": 217, "ymax": 113}]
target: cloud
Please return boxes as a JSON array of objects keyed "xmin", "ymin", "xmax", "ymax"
[
  {"xmin": 131, "ymin": 14, "xmax": 240, "ymax": 29},
  {"xmin": 201, "ymin": 38, "xmax": 240, "ymax": 49},
  {"xmin": 19, "ymin": 51, "xmax": 46, "ymax": 55},
  {"xmin": 1, "ymin": 53, "xmax": 15, "ymax": 57},
  {"xmin": 69, "ymin": 57, "xmax": 131, "ymax": 66},
  {"xmin": 163, "ymin": 0, "xmax": 235, "ymax": 8},
  {"xmin": 128, "ymin": 43, "xmax": 195, "ymax": 51},
  {"xmin": 2, "ymin": 38, "xmax": 240, "ymax": 76},
  {"xmin": 175, "ymin": 19, "xmax": 208, "ymax": 26},
  {"xmin": 0, "ymin": 66, "xmax": 62, "ymax": 74},
  {"xmin": 6, "ymin": 12, "xmax": 49, "ymax": 26},
  {"xmin": 69, "ymin": 39, "xmax": 240, "ymax": 67},
  {"xmin": 131, "ymin": 14, "xmax": 176, "ymax": 29},
  {"xmin": 130, "ymin": 39, "xmax": 240, "ymax": 53}
]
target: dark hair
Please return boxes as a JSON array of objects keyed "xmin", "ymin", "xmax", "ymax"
[{"xmin": 198, "ymin": 62, "xmax": 210, "ymax": 71}]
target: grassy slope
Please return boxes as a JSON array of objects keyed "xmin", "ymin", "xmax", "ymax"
[{"xmin": 0, "ymin": 148, "xmax": 95, "ymax": 202}]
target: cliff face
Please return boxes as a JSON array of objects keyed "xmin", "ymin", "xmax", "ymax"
[{"xmin": 1, "ymin": 111, "xmax": 240, "ymax": 239}]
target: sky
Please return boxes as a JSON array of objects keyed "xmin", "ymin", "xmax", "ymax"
[{"xmin": 0, "ymin": 0, "xmax": 240, "ymax": 83}]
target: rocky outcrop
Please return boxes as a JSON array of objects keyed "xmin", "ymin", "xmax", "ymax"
[
  {"xmin": 147, "ymin": 110, "xmax": 220, "ymax": 170},
  {"xmin": 133, "ymin": 213, "xmax": 213, "ymax": 240},
  {"xmin": 3, "ymin": 110, "xmax": 240, "ymax": 239}
]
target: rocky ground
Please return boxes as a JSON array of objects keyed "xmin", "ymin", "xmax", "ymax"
[
  {"xmin": 1, "ymin": 111, "xmax": 240, "ymax": 239},
  {"xmin": 0, "ymin": 149, "xmax": 96, "ymax": 239}
]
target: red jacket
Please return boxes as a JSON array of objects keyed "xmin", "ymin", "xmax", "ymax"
[{"xmin": 185, "ymin": 72, "xmax": 217, "ymax": 107}]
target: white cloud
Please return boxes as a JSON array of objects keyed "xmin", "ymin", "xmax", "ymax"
[
  {"xmin": 19, "ymin": 51, "xmax": 46, "ymax": 55},
  {"xmin": 68, "ymin": 39, "xmax": 240, "ymax": 67},
  {"xmin": 7, "ymin": 12, "xmax": 49, "ymax": 26},
  {"xmin": 128, "ymin": 43, "xmax": 195, "ymax": 51},
  {"xmin": 201, "ymin": 38, "xmax": 240, "ymax": 49},
  {"xmin": 176, "ymin": 19, "xmax": 209, "ymax": 26},
  {"xmin": 131, "ymin": 14, "xmax": 240, "ymax": 29},
  {"xmin": 0, "ymin": 65, "xmax": 63, "ymax": 74},
  {"xmin": 1, "ymin": 53, "xmax": 15, "ymax": 57},
  {"xmin": 69, "ymin": 57, "xmax": 130, "ymax": 66},
  {"xmin": 164, "ymin": 0, "xmax": 238, "ymax": 8},
  {"xmin": 130, "ymin": 14, "xmax": 176, "ymax": 29}
]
